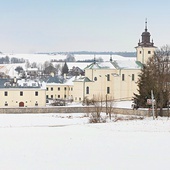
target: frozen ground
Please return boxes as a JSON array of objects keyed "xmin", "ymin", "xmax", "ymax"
[{"xmin": 0, "ymin": 113, "xmax": 170, "ymax": 170}]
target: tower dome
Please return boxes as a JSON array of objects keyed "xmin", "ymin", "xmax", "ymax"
[{"xmin": 138, "ymin": 19, "xmax": 154, "ymax": 47}]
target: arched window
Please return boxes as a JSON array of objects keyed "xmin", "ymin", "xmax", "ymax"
[{"xmin": 86, "ymin": 86, "xmax": 89, "ymax": 94}]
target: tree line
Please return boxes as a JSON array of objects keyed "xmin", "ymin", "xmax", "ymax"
[{"xmin": 0, "ymin": 56, "xmax": 25, "ymax": 64}]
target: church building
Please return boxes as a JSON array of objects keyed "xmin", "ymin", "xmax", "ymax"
[{"xmin": 72, "ymin": 20, "xmax": 157, "ymax": 102}]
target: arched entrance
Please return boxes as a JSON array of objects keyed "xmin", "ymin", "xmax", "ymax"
[{"xmin": 19, "ymin": 102, "xmax": 24, "ymax": 107}]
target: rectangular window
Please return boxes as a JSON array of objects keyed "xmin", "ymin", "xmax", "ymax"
[
  {"xmin": 46, "ymin": 87, "xmax": 48, "ymax": 91},
  {"xmin": 5, "ymin": 102, "xmax": 8, "ymax": 106},
  {"xmin": 86, "ymin": 87, "xmax": 89, "ymax": 94},
  {"xmin": 35, "ymin": 91, "xmax": 38, "ymax": 96},
  {"xmin": 58, "ymin": 95, "xmax": 60, "ymax": 98},
  {"xmin": 20, "ymin": 91, "xmax": 23, "ymax": 96},
  {"xmin": 64, "ymin": 95, "xmax": 66, "ymax": 98},
  {"xmin": 132, "ymin": 74, "xmax": 135, "ymax": 81},
  {"xmin": 107, "ymin": 87, "xmax": 110, "ymax": 94},
  {"xmin": 122, "ymin": 74, "xmax": 125, "ymax": 81},
  {"xmin": 64, "ymin": 87, "xmax": 67, "ymax": 91},
  {"xmin": 139, "ymin": 51, "xmax": 142, "ymax": 54},
  {"xmin": 4, "ymin": 91, "xmax": 8, "ymax": 96},
  {"xmin": 51, "ymin": 87, "xmax": 53, "ymax": 91},
  {"xmin": 46, "ymin": 95, "xmax": 48, "ymax": 99},
  {"xmin": 51, "ymin": 95, "xmax": 53, "ymax": 99},
  {"xmin": 148, "ymin": 51, "xmax": 151, "ymax": 54},
  {"xmin": 58, "ymin": 87, "xmax": 60, "ymax": 91},
  {"xmin": 107, "ymin": 74, "xmax": 110, "ymax": 81}
]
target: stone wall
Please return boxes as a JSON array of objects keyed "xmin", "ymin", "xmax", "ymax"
[
  {"xmin": 0, "ymin": 106, "xmax": 169, "ymax": 116},
  {"xmin": 0, "ymin": 106, "xmax": 153, "ymax": 115}
]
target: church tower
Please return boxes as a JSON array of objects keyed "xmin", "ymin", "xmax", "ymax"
[{"xmin": 135, "ymin": 19, "xmax": 157, "ymax": 64}]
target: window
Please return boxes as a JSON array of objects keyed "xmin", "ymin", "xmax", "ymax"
[
  {"xmin": 4, "ymin": 91, "xmax": 8, "ymax": 96},
  {"xmin": 5, "ymin": 102, "xmax": 8, "ymax": 106},
  {"xmin": 107, "ymin": 74, "xmax": 110, "ymax": 81},
  {"xmin": 46, "ymin": 87, "xmax": 48, "ymax": 91},
  {"xmin": 35, "ymin": 91, "xmax": 38, "ymax": 96},
  {"xmin": 132, "ymin": 74, "xmax": 135, "ymax": 81},
  {"xmin": 139, "ymin": 51, "xmax": 142, "ymax": 54},
  {"xmin": 107, "ymin": 87, "xmax": 110, "ymax": 94},
  {"xmin": 86, "ymin": 86, "xmax": 89, "ymax": 94},
  {"xmin": 64, "ymin": 95, "xmax": 66, "ymax": 98},
  {"xmin": 122, "ymin": 74, "xmax": 125, "ymax": 81},
  {"xmin": 58, "ymin": 95, "xmax": 60, "ymax": 98},
  {"xmin": 94, "ymin": 77, "xmax": 97, "ymax": 81},
  {"xmin": 51, "ymin": 95, "xmax": 53, "ymax": 99},
  {"xmin": 64, "ymin": 87, "xmax": 67, "ymax": 91},
  {"xmin": 46, "ymin": 95, "xmax": 48, "ymax": 99},
  {"xmin": 71, "ymin": 88, "xmax": 73, "ymax": 91},
  {"xmin": 35, "ymin": 101, "xmax": 38, "ymax": 106},
  {"xmin": 58, "ymin": 87, "xmax": 60, "ymax": 91},
  {"xmin": 148, "ymin": 51, "xmax": 151, "ymax": 54},
  {"xmin": 20, "ymin": 91, "xmax": 23, "ymax": 96},
  {"xmin": 51, "ymin": 87, "xmax": 53, "ymax": 91},
  {"xmin": 79, "ymin": 97, "xmax": 81, "ymax": 101}
]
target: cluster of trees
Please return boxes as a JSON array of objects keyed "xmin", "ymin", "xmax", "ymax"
[
  {"xmin": 19, "ymin": 59, "xmax": 69, "ymax": 77},
  {"xmin": 0, "ymin": 56, "xmax": 25, "ymax": 64},
  {"xmin": 134, "ymin": 45, "xmax": 170, "ymax": 116},
  {"xmin": 51, "ymin": 54, "xmax": 76, "ymax": 62}
]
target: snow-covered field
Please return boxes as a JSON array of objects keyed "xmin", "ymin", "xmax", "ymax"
[{"xmin": 0, "ymin": 113, "xmax": 170, "ymax": 170}]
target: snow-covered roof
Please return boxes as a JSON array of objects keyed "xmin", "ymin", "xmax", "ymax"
[
  {"xmin": 112, "ymin": 60, "xmax": 142, "ymax": 70},
  {"xmin": 17, "ymin": 79, "xmax": 40, "ymax": 87},
  {"xmin": 73, "ymin": 76, "xmax": 92, "ymax": 82},
  {"xmin": 46, "ymin": 75, "xmax": 64, "ymax": 84},
  {"xmin": 27, "ymin": 67, "xmax": 38, "ymax": 71},
  {"xmin": 85, "ymin": 61, "xmax": 116, "ymax": 70},
  {"xmin": 64, "ymin": 76, "xmax": 77, "ymax": 86},
  {"xmin": 46, "ymin": 76, "xmax": 75, "ymax": 86}
]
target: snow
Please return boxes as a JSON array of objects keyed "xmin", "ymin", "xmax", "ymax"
[
  {"xmin": 0, "ymin": 112, "xmax": 170, "ymax": 170},
  {"xmin": 114, "ymin": 100, "xmax": 133, "ymax": 108},
  {"xmin": 0, "ymin": 53, "xmax": 135, "ymax": 64},
  {"xmin": 114, "ymin": 59, "xmax": 141, "ymax": 69},
  {"xmin": 0, "ymin": 53, "xmax": 136, "ymax": 78}
]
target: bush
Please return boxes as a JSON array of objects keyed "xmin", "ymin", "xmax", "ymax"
[{"xmin": 89, "ymin": 113, "xmax": 106, "ymax": 123}]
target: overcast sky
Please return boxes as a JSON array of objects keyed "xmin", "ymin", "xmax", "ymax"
[{"xmin": 0, "ymin": 0, "xmax": 170, "ymax": 53}]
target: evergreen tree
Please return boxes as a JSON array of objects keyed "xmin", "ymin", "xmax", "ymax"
[
  {"xmin": 62, "ymin": 62, "xmax": 69, "ymax": 75},
  {"xmin": 134, "ymin": 46, "xmax": 170, "ymax": 116}
]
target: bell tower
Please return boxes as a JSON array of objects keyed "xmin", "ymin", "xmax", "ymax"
[{"xmin": 135, "ymin": 19, "xmax": 157, "ymax": 64}]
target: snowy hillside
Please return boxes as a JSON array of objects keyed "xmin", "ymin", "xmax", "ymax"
[{"xmin": 0, "ymin": 53, "xmax": 135, "ymax": 63}]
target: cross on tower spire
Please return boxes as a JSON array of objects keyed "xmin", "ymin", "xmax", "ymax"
[{"xmin": 145, "ymin": 18, "xmax": 147, "ymax": 32}]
